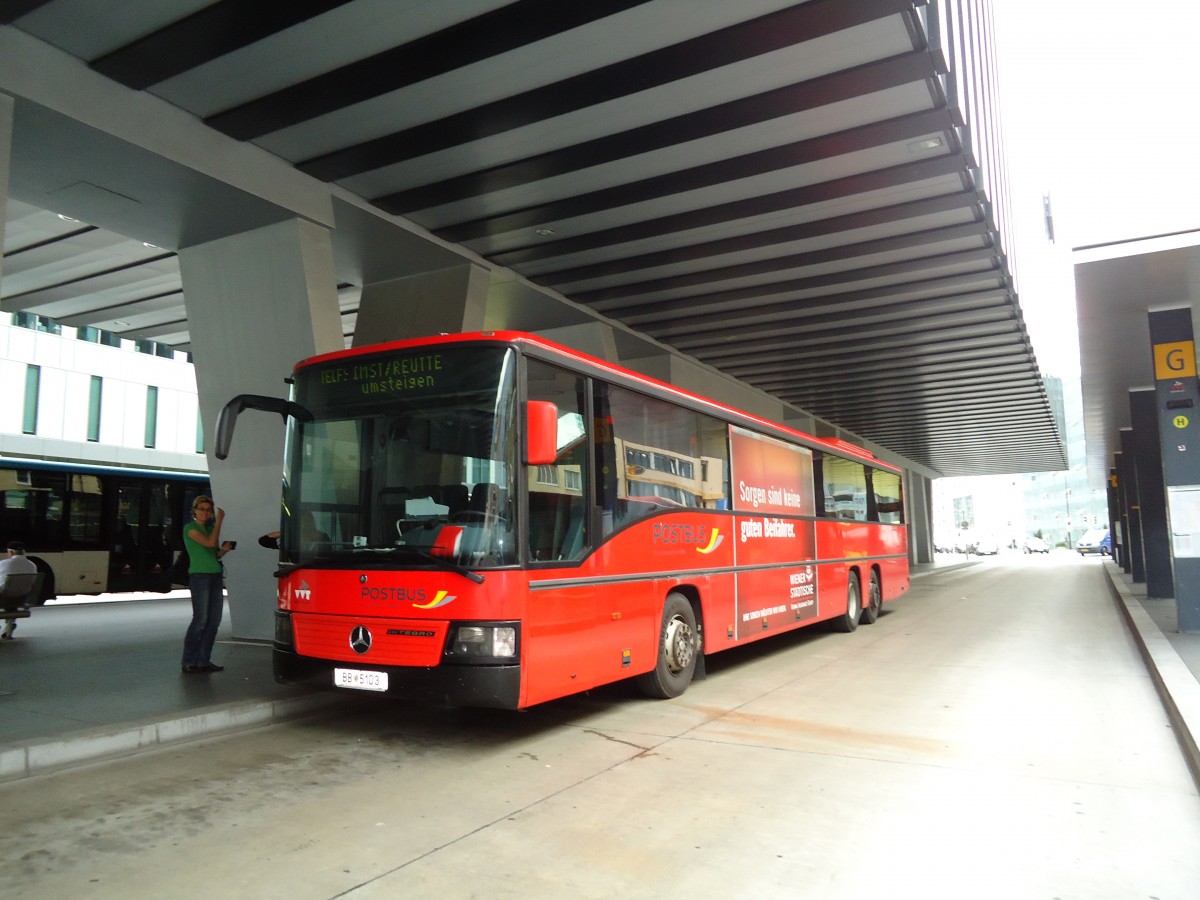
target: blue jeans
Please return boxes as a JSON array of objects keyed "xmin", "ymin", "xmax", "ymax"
[{"xmin": 182, "ymin": 572, "xmax": 224, "ymax": 667}]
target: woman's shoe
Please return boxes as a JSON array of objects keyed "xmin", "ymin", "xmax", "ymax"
[{"xmin": 200, "ymin": 663, "xmax": 225, "ymax": 672}]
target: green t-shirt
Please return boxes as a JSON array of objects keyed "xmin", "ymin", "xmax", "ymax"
[{"xmin": 184, "ymin": 522, "xmax": 222, "ymax": 574}]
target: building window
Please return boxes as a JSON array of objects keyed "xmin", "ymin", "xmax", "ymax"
[
  {"xmin": 23, "ymin": 365, "xmax": 41, "ymax": 434},
  {"xmin": 14, "ymin": 312, "xmax": 61, "ymax": 335},
  {"xmin": 144, "ymin": 386, "xmax": 158, "ymax": 448},
  {"xmin": 87, "ymin": 375, "xmax": 103, "ymax": 442}
]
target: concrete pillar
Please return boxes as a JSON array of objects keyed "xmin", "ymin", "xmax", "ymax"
[
  {"xmin": 1147, "ymin": 306, "xmax": 1200, "ymax": 631},
  {"xmin": 352, "ymin": 263, "xmax": 490, "ymax": 347},
  {"xmin": 1119, "ymin": 428, "xmax": 1145, "ymax": 583},
  {"xmin": 1129, "ymin": 388, "xmax": 1173, "ymax": 598},
  {"xmin": 1114, "ymin": 452, "xmax": 1132, "ymax": 573},
  {"xmin": 178, "ymin": 218, "xmax": 342, "ymax": 640},
  {"xmin": 541, "ymin": 322, "xmax": 619, "ymax": 363},
  {"xmin": 906, "ymin": 471, "xmax": 934, "ymax": 564},
  {"xmin": 0, "ymin": 93, "xmax": 12, "ymax": 287},
  {"xmin": 1107, "ymin": 467, "xmax": 1122, "ymax": 569}
]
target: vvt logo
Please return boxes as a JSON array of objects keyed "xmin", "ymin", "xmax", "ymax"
[{"xmin": 294, "ymin": 581, "xmax": 312, "ymax": 601}]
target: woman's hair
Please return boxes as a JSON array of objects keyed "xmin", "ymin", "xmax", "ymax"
[{"xmin": 192, "ymin": 495, "xmax": 214, "ymax": 512}]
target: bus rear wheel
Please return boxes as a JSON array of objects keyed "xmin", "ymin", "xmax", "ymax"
[
  {"xmin": 636, "ymin": 592, "xmax": 698, "ymax": 699},
  {"xmin": 832, "ymin": 571, "xmax": 862, "ymax": 633},
  {"xmin": 862, "ymin": 570, "xmax": 882, "ymax": 625}
]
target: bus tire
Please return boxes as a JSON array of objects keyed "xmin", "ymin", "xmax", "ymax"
[
  {"xmin": 636, "ymin": 592, "xmax": 698, "ymax": 700},
  {"xmin": 832, "ymin": 571, "xmax": 862, "ymax": 633},
  {"xmin": 862, "ymin": 570, "xmax": 882, "ymax": 625}
]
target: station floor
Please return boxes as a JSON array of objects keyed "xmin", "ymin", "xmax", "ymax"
[{"xmin": 1, "ymin": 555, "xmax": 1198, "ymax": 788}]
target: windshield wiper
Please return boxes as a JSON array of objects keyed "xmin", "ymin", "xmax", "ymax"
[{"xmin": 349, "ymin": 545, "xmax": 485, "ymax": 584}]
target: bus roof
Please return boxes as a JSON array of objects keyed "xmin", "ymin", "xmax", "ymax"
[{"xmin": 0, "ymin": 456, "xmax": 209, "ymax": 482}]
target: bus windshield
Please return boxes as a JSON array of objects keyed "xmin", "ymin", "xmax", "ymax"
[{"xmin": 282, "ymin": 344, "xmax": 518, "ymax": 571}]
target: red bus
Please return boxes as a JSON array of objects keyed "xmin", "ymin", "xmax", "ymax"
[{"xmin": 217, "ymin": 331, "xmax": 908, "ymax": 708}]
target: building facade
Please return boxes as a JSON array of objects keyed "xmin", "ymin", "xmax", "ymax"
[{"xmin": 0, "ymin": 312, "xmax": 205, "ymax": 474}]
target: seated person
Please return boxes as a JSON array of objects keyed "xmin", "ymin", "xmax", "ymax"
[{"xmin": 0, "ymin": 541, "xmax": 39, "ymax": 640}]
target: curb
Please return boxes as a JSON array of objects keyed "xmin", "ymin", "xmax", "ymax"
[
  {"xmin": 1103, "ymin": 561, "xmax": 1200, "ymax": 790},
  {"xmin": 0, "ymin": 693, "xmax": 341, "ymax": 783}
]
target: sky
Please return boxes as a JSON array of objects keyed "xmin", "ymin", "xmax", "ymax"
[{"xmin": 990, "ymin": 0, "xmax": 1200, "ymax": 378}]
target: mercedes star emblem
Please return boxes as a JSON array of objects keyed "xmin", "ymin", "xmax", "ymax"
[{"xmin": 350, "ymin": 625, "xmax": 372, "ymax": 655}]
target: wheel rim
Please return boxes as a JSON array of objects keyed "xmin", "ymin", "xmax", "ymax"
[
  {"xmin": 869, "ymin": 578, "xmax": 881, "ymax": 615},
  {"xmin": 848, "ymin": 580, "xmax": 860, "ymax": 618},
  {"xmin": 663, "ymin": 615, "xmax": 695, "ymax": 674}
]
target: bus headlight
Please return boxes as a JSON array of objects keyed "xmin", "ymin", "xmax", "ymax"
[{"xmin": 446, "ymin": 623, "xmax": 518, "ymax": 661}]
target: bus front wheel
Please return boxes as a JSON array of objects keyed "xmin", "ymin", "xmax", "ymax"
[
  {"xmin": 832, "ymin": 571, "xmax": 862, "ymax": 633},
  {"xmin": 636, "ymin": 592, "xmax": 698, "ymax": 700}
]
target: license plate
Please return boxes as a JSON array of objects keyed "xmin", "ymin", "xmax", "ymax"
[{"xmin": 334, "ymin": 668, "xmax": 388, "ymax": 692}]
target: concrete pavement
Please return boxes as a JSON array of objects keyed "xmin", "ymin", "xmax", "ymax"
[
  {"xmin": 0, "ymin": 554, "xmax": 1197, "ymax": 790},
  {"xmin": 2, "ymin": 552, "xmax": 1198, "ymax": 899}
]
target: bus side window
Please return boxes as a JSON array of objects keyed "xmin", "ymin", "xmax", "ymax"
[{"xmin": 526, "ymin": 360, "xmax": 589, "ymax": 562}]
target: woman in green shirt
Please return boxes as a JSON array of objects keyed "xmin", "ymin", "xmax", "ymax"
[{"xmin": 181, "ymin": 495, "xmax": 235, "ymax": 673}]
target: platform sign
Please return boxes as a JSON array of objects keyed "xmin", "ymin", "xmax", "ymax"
[{"xmin": 1149, "ymin": 307, "xmax": 1200, "ymax": 630}]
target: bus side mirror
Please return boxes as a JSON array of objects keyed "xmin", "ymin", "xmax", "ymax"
[
  {"xmin": 525, "ymin": 401, "xmax": 559, "ymax": 465},
  {"xmin": 215, "ymin": 394, "xmax": 313, "ymax": 460}
]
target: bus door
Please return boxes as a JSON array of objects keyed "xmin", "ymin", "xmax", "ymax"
[{"xmin": 108, "ymin": 480, "xmax": 173, "ymax": 592}]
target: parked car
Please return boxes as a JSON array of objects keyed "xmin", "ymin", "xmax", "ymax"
[
  {"xmin": 973, "ymin": 538, "xmax": 999, "ymax": 556},
  {"xmin": 1022, "ymin": 536, "xmax": 1049, "ymax": 554},
  {"xmin": 1076, "ymin": 529, "xmax": 1111, "ymax": 555}
]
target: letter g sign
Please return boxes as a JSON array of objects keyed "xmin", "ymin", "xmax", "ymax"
[{"xmin": 1154, "ymin": 341, "xmax": 1197, "ymax": 380}]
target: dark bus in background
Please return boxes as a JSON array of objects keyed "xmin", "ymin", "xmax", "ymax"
[{"xmin": 0, "ymin": 457, "xmax": 209, "ymax": 599}]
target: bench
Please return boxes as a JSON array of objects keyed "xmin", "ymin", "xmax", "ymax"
[{"xmin": 1, "ymin": 572, "xmax": 46, "ymax": 638}]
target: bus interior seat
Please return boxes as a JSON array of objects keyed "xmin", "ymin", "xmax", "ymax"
[
  {"xmin": 411, "ymin": 485, "xmax": 441, "ymax": 503},
  {"xmin": 559, "ymin": 504, "xmax": 586, "ymax": 560},
  {"xmin": 378, "ymin": 487, "xmax": 411, "ymax": 539},
  {"xmin": 469, "ymin": 482, "xmax": 501, "ymax": 515},
  {"xmin": 528, "ymin": 492, "xmax": 586, "ymax": 561},
  {"xmin": 441, "ymin": 484, "xmax": 469, "ymax": 515}
]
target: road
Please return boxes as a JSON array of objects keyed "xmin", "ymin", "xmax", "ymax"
[{"xmin": 2, "ymin": 554, "xmax": 1198, "ymax": 899}]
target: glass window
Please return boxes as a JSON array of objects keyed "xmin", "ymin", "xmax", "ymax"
[
  {"xmin": 68, "ymin": 474, "xmax": 104, "ymax": 544},
  {"xmin": 87, "ymin": 376, "xmax": 103, "ymax": 442},
  {"xmin": 287, "ymin": 345, "xmax": 518, "ymax": 568},
  {"xmin": 871, "ymin": 469, "xmax": 904, "ymax": 524},
  {"xmin": 817, "ymin": 454, "xmax": 868, "ymax": 521},
  {"xmin": 525, "ymin": 360, "xmax": 589, "ymax": 563},
  {"xmin": 23, "ymin": 365, "xmax": 40, "ymax": 434},
  {"xmin": 0, "ymin": 469, "xmax": 67, "ymax": 547},
  {"xmin": 594, "ymin": 381, "xmax": 729, "ymax": 534},
  {"xmin": 114, "ymin": 484, "xmax": 142, "ymax": 566},
  {"xmin": 144, "ymin": 386, "xmax": 158, "ymax": 448}
]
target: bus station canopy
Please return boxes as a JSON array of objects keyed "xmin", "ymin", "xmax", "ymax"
[
  {"xmin": 1074, "ymin": 234, "xmax": 1200, "ymax": 488},
  {"xmin": 0, "ymin": 1, "xmax": 1064, "ymax": 478}
]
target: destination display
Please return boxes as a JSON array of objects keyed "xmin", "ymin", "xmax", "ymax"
[{"xmin": 297, "ymin": 345, "xmax": 510, "ymax": 413}]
